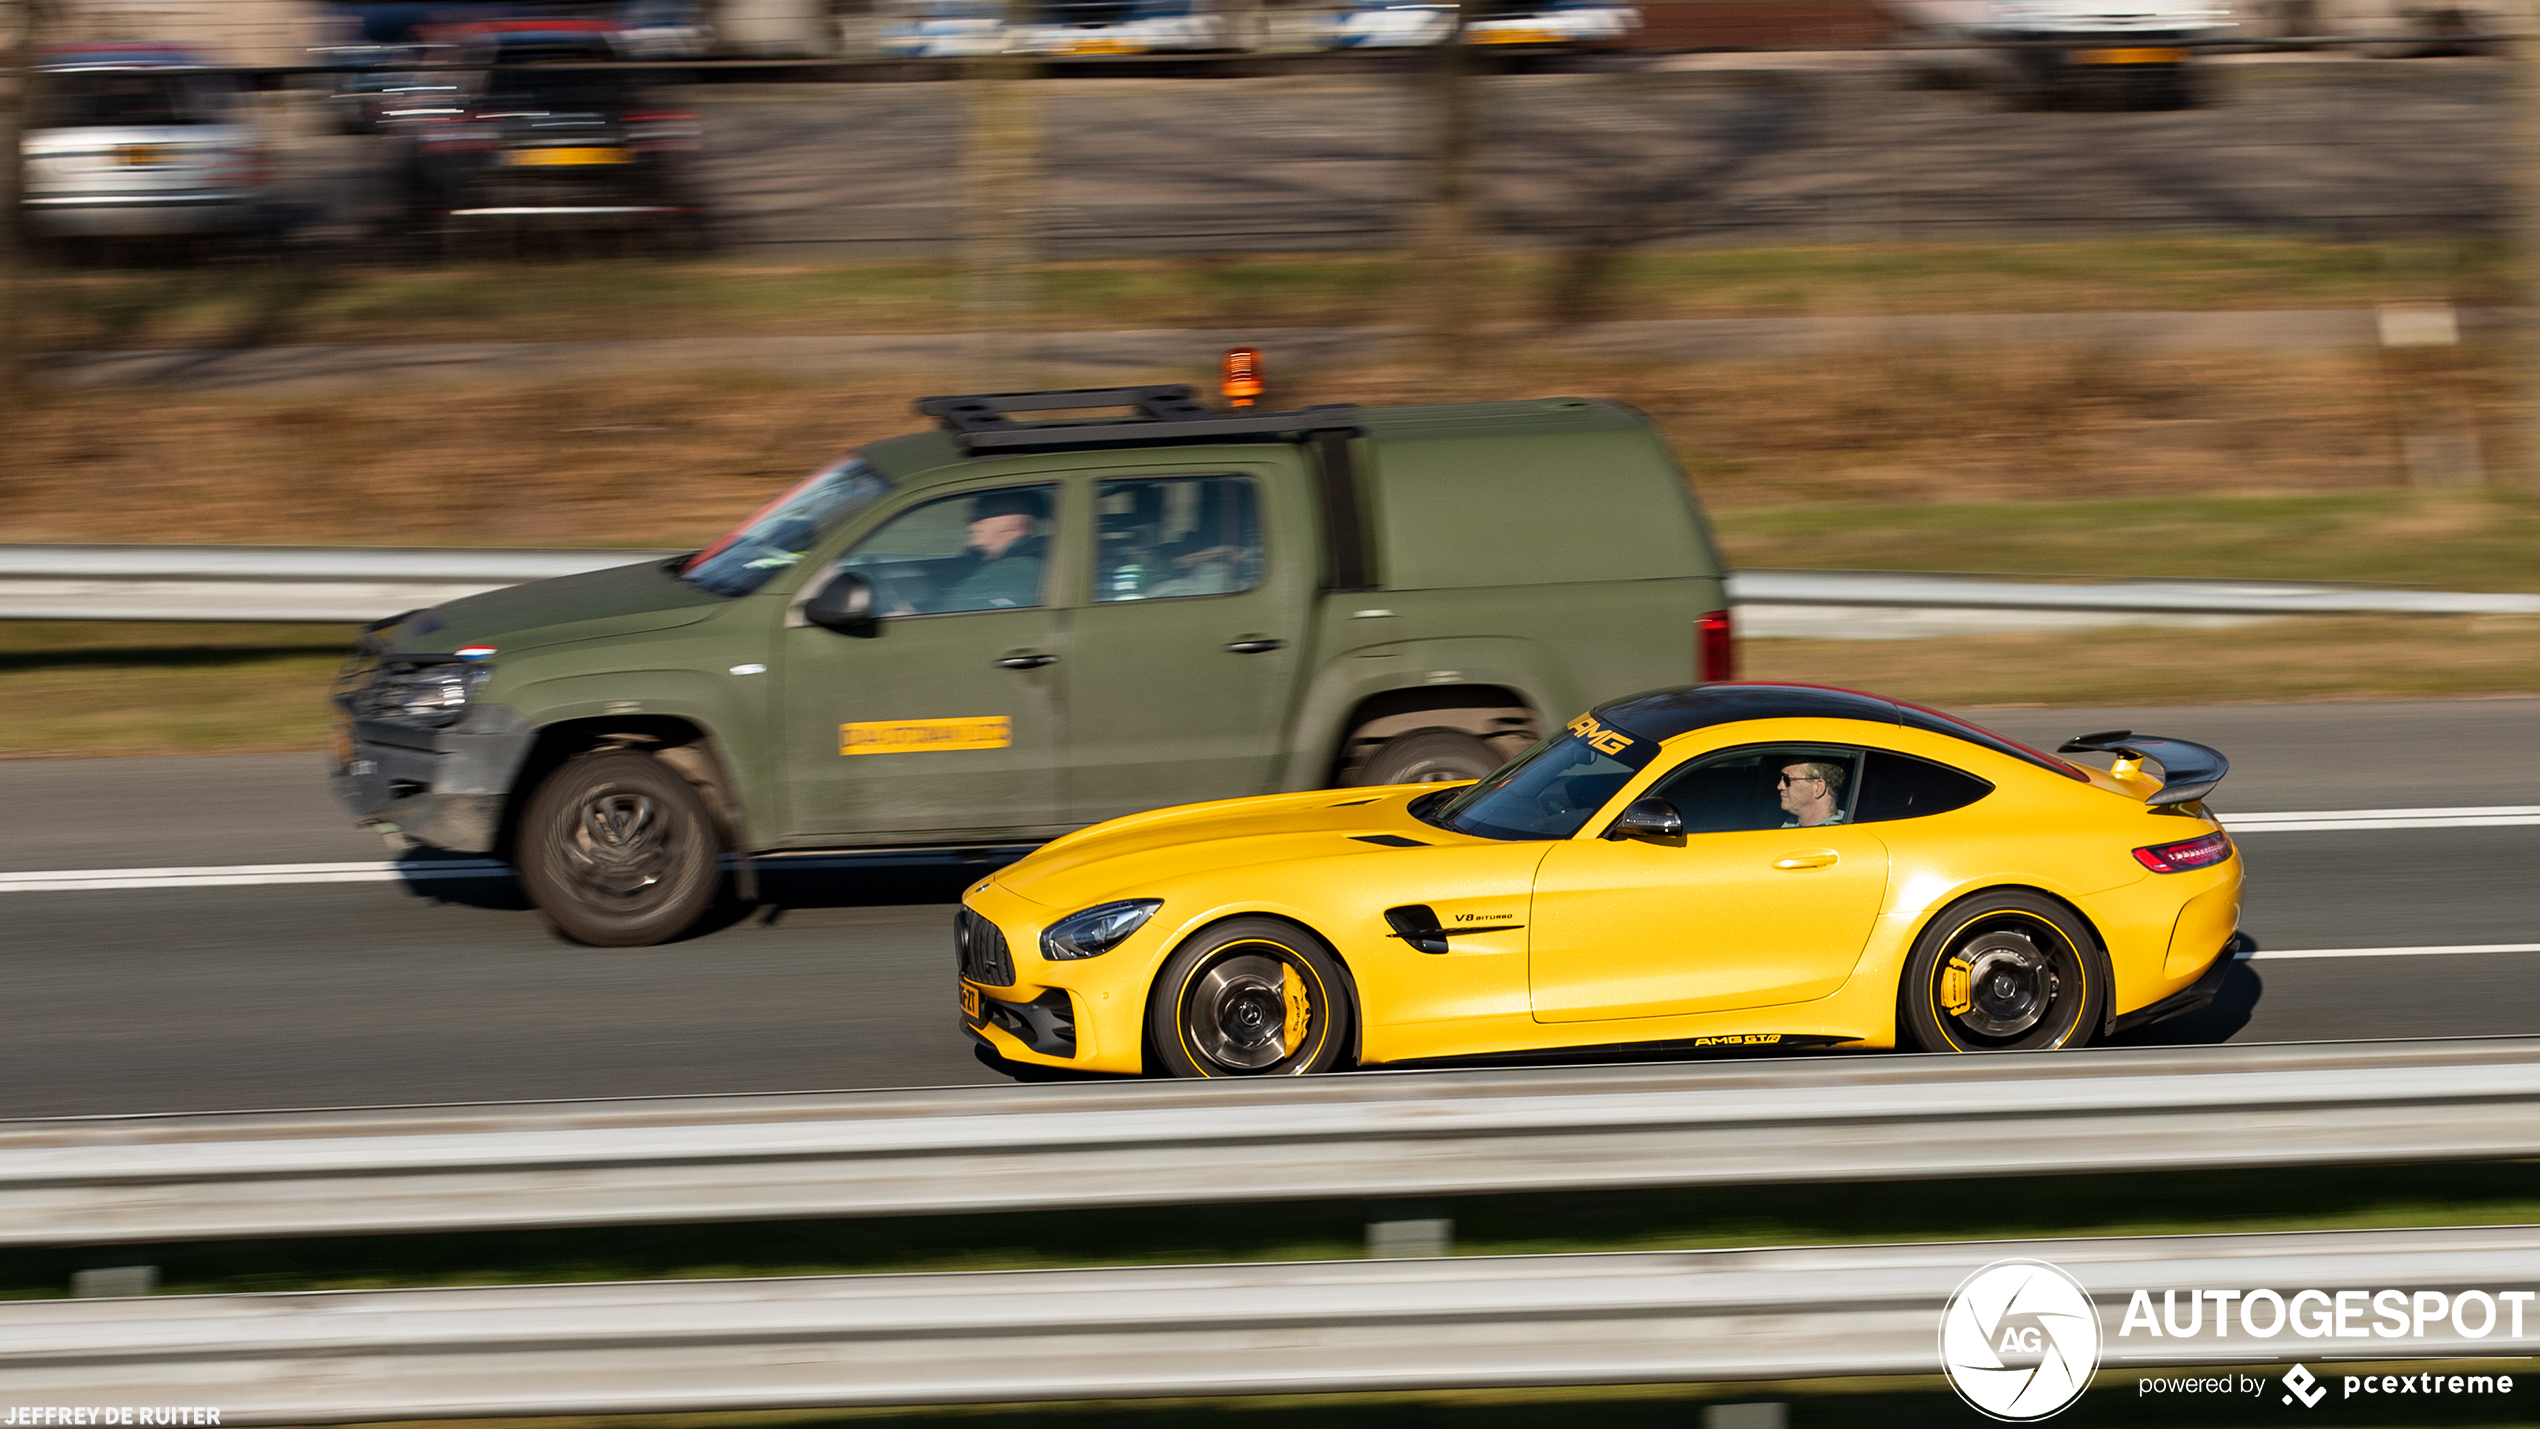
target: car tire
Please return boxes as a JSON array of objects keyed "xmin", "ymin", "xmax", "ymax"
[
  {"xmin": 518, "ymin": 747, "xmax": 724, "ymax": 948},
  {"xmin": 1149, "ymin": 917, "xmax": 1355, "ymax": 1078},
  {"xmin": 1900, "ymin": 890, "xmax": 2106, "ymax": 1053},
  {"xmin": 1354, "ymin": 728, "xmax": 1501, "ymax": 786}
]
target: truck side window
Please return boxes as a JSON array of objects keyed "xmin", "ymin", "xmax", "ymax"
[
  {"xmin": 836, "ymin": 484, "xmax": 1058, "ymax": 616},
  {"xmin": 1852, "ymin": 750, "xmax": 1993, "ymax": 823},
  {"xmin": 1093, "ymin": 475, "xmax": 1261, "ymax": 602}
]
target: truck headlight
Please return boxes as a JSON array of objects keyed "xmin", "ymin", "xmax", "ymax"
[
  {"xmin": 1041, "ymin": 899, "xmax": 1162, "ymax": 961},
  {"xmin": 375, "ymin": 661, "xmax": 490, "ymax": 727}
]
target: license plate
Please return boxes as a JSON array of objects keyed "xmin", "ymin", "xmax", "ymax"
[
  {"xmin": 503, "ymin": 147, "xmax": 632, "ymax": 167},
  {"xmin": 960, "ymin": 982, "xmax": 982, "ymax": 1019},
  {"xmin": 1477, "ymin": 28, "xmax": 1557, "ymax": 43},
  {"xmin": 116, "ymin": 145, "xmax": 169, "ymax": 167},
  {"xmin": 1060, "ymin": 38, "xmax": 1135, "ymax": 53},
  {"xmin": 2071, "ymin": 46, "xmax": 2185, "ymax": 64}
]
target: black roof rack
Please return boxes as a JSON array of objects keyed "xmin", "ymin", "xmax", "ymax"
[{"xmin": 914, "ymin": 384, "xmax": 1359, "ymax": 454}]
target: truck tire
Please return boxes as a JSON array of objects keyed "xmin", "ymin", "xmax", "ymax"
[
  {"xmin": 1353, "ymin": 729, "xmax": 1501, "ymax": 786},
  {"xmin": 518, "ymin": 747, "xmax": 724, "ymax": 947}
]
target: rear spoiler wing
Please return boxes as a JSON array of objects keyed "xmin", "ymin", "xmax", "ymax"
[{"xmin": 2057, "ymin": 730, "xmax": 2227, "ymax": 806}]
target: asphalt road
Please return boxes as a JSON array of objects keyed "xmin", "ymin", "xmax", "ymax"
[
  {"xmin": 2, "ymin": 695, "xmax": 2534, "ymax": 1119},
  {"xmin": 279, "ymin": 61, "xmax": 2502, "ymax": 258}
]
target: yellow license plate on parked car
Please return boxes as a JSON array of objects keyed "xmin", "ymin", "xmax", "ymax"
[
  {"xmin": 960, "ymin": 982, "xmax": 983, "ymax": 1019},
  {"xmin": 2072, "ymin": 46, "xmax": 2186, "ymax": 63},
  {"xmin": 1477, "ymin": 28, "xmax": 1558, "ymax": 43},
  {"xmin": 116, "ymin": 145, "xmax": 169, "ymax": 167},
  {"xmin": 504, "ymin": 147, "xmax": 632, "ymax": 167},
  {"xmin": 1059, "ymin": 38, "xmax": 1136, "ymax": 53}
]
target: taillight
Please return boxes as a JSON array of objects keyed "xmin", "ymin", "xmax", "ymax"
[
  {"xmin": 1698, "ymin": 608, "xmax": 1735, "ymax": 682},
  {"xmin": 2134, "ymin": 831, "xmax": 2232, "ymax": 873}
]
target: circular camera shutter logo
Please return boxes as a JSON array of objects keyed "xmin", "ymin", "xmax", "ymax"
[{"xmin": 1939, "ymin": 1259, "xmax": 2103, "ymax": 1421}]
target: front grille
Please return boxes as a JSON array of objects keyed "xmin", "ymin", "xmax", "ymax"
[{"xmin": 956, "ymin": 908, "xmax": 1015, "ymax": 987}]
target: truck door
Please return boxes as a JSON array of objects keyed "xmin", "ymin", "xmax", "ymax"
[
  {"xmin": 1063, "ymin": 464, "xmax": 1307, "ymax": 823},
  {"xmin": 777, "ymin": 482, "xmax": 1070, "ymax": 841}
]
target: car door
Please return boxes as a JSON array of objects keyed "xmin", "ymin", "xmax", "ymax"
[
  {"xmin": 1062, "ymin": 463, "xmax": 1307, "ymax": 823},
  {"xmin": 1527, "ymin": 743, "xmax": 1892, "ymax": 1023},
  {"xmin": 776, "ymin": 481, "xmax": 1072, "ymax": 841}
]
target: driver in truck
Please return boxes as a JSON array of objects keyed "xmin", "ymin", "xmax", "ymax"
[{"xmin": 940, "ymin": 488, "xmax": 1047, "ymax": 611}]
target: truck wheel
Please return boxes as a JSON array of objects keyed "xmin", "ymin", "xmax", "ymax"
[
  {"xmin": 1900, "ymin": 890, "xmax": 2106, "ymax": 1053},
  {"xmin": 1353, "ymin": 729, "xmax": 1501, "ymax": 786},
  {"xmin": 1149, "ymin": 917, "xmax": 1354, "ymax": 1077},
  {"xmin": 518, "ymin": 747, "xmax": 723, "ymax": 947}
]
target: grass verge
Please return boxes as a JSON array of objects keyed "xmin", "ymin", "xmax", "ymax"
[
  {"xmin": 5, "ymin": 614, "xmax": 2537, "ymax": 758},
  {"xmin": 0, "ymin": 623, "xmax": 353, "ymax": 758},
  {"xmin": 10, "ymin": 1161, "xmax": 2540, "ymax": 1301}
]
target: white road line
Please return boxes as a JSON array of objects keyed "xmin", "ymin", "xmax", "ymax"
[
  {"xmin": 0, "ymin": 851, "xmax": 1012, "ymax": 893},
  {"xmin": 2223, "ymin": 805, "xmax": 2540, "ymax": 833},
  {"xmin": 0, "ymin": 861, "xmax": 508, "ymax": 893},
  {"xmin": 2241, "ymin": 943, "xmax": 2540, "ymax": 961},
  {"xmin": 0, "ymin": 805, "xmax": 2526, "ymax": 892}
]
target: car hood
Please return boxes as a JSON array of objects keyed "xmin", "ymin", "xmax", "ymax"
[
  {"xmin": 991, "ymin": 784, "xmax": 1488, "ymax": 910},
  {"xmin": 395, "ymin": 558, "xmax": 729, "ymax": 655}
]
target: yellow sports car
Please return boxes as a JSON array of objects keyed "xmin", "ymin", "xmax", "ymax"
[{"xmin": 957, "ymin": 683, "xmax": 2241, "ymax": 1076}]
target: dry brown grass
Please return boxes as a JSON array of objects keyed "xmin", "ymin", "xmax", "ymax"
[
  {"xmin": 1, "ymin": 343, "xmax": 2511, "ymax": 548},
  {"xmin": 1747, "ymin": 615, "xmax": 2540, "ymax": 709}
]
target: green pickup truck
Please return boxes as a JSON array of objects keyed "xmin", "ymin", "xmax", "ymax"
[{"xmin": 333, "ymin": 383, "xmax": 1733, "ymax": 945}]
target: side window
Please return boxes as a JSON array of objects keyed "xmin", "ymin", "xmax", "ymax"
[
  {"xmin": 1093, "ymin": 475, "xmax": 1262, "ymax": 602},
  {"xmin": 836, "ymin": 484, "xmax": 1056, "ymax": 616},
  {"xmin": 1853, "ymin": 750, "xmax": 1993, "ymax": 824},
  {"xmin": 1646, "ymin": 745, "xmax": 1865, "ymax": 833}
]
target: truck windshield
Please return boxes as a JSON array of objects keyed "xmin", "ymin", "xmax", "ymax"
[
  {"xmin": 681, "ymin": 456, "xmax": 891, "ymax": 597},
  {"xmin": 1415, "ymin": 721, "xmax": 1660, "ymax": 841}
]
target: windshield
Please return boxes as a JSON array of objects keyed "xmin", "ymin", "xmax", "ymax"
[
  {"xmin": 1417, "ymin": 717, "xmax": 1661, "ymax": 841},
  {"xmin": 681, "ymin": 456, "xmax": 892, "ymax": 597}
]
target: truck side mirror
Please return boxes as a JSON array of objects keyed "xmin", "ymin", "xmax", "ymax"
[
  {"xmin": 805, "ymin": 570, "xmax": 879, "ymax": 637},
  {"xmin": 1607, "ymin": 795, "xmax": 1683, "ymax": 842}
]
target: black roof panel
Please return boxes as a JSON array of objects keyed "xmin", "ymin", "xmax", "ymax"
[
  {"xmin": 1595, "ymin": 683, "xmax": 2088, "ymax": 782},
  {"xmin": 1595, "ymin": 683, "xmax": 1901, "ymax": 741}
]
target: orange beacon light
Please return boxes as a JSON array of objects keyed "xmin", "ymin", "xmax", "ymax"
[{"xmin": 1221, "ymin": 346, "xmax": 1265, "ymax": 408}]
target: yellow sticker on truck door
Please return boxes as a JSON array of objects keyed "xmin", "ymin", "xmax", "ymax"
[{"xmin": 840, "ymin": 717, "xmax": 1012, "ymax": 755}]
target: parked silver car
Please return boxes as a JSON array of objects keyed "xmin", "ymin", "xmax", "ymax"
[{"xmin": 21, "ymin": 44, "xmax": 274, "ymax": 242}]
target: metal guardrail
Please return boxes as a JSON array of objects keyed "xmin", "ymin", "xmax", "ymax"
[
  {"xmin": 12, "ymin": 1038, "xmax": 2540, "ymax": 1249},
  {"xmin": 0, "ymin": 545, "xmax": 676, "ymax": 624},
  {"xmin": 6, "ymin": 1224, "xmax": 2538, "ymax": 1419},
  {"xmin": 6, "ymin": 545, "xmax": 2537, "ymax": 628}
]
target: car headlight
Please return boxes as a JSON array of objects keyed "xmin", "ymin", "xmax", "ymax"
[
  {"xmin": 1040, "ymin": 899, "xmax": 1162, "ymax": 961},
  {"xmin": 372, "ymin": 661, "xmax": 490, "ymax": 727}
]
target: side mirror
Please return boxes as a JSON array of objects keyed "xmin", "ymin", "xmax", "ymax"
[
  {"xmin": 804, "ymin": 570, "xmax": 879, "ymax": 637},
  {"xmin": 1607, "ymin": 795, "xmax": 1683, "ymax": 842}
]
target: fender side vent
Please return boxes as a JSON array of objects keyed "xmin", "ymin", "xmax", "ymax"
[{"xmin": 1354, "ymin": 834, "xmax": 1428, "ymax": 848}]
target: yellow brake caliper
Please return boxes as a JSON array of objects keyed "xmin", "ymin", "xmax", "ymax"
[
  {"xmin": 1280, "ymin": 963, "xmax": 1312, "ymax": 1056},
  {"xmin": 1941, "ymin": 956, "xmax": 1974, "ymax": 1017}
]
